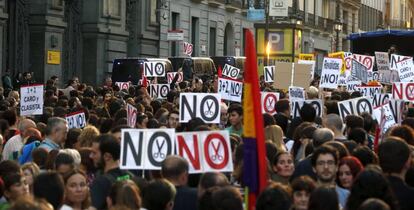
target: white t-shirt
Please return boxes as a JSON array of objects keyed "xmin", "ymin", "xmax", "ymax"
[{"xmin": 2, "ymin": 134, "xmax": 23, "ymax": 160}]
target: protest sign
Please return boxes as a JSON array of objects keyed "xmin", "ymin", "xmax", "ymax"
[
  {"xmin": 179, "ymin": 93, "xmax": 221, "ymax": 123},
  {"xmin": 352, "ymin": 54, "xmax": 375, "ymax": 71},
  {"xmin": 20, "ymin": 84, "xmax": 44, "ymax": 116},
  {"xmin": 344, "ymin": 52, "xmax": 353, "ymax": 71},
  {"xmin": 372, "ymin": 93, "xmax": 391, "ymax": 108},
  {"xmin": 356, "ymin": 85, "xmax": 382, "ymax": 98},
  {"xmin": 291, "ymin": 100, "xmax": 323, "ymax": 118},
  {"xmin": 264, "ymin": 66, "xmax": 275, "ymax": 83},
  {"xmin": 373, "ymin": 103, "xmax": 396, "ymax": 135},
  {"xmin": 127, "ymin": 104, "xmax": 137, "ymax": 128},
  {"xmin": 149, "ymin": 84, "xmax": 170, "ymax": 99},
  {"xmin": 392, "ymin": 82, "xmax": 414, "ymax": 101},
  {"xmin": 346, "ymin": 76, "xmax": 361, "ymax": 92},
  {"xmin": 138, "ymin": 78, "xmax": 151, "ymax": 87},
  {"xmin": 379, "ymin": 70, "xmax": 399, "ymax": 84},
  {"xmin": 273, "ymin": 62, "xmax": 293, "ymax": 89},
  {"xmin": 299, "ymin": 53, "xmax": 315, "ymax": 61},
  {"xmin": 120, "ymin": 129, "xmax": 175, "ymax": 170},
  {"xmin": 337, "ymin": 97, "xmax": 373, "ymax": 121},
  {"xmin": 144, "ymin": 61, "xmax": 166, "ymax": 77},
  {"xmin": 390, "ymin": 54, "xmax": 412, "ymax": 71},
  {"xmin": 218, "ymin": 78, "xmax": 243, "ymax": 102},
  {"xmin": 176, "ymin": 130, "xmax": 233, "ymax": 173},
  {"xmin": 319, "ymin": 58, "xmax": 342, "ymax": 89},
  {"xmin": 115, "ymin": 82, "xmax": 130, "ymax": 90},
  {"xmin": 293, "ymin": 63, "xmax": 313, "ymax": 88},
  {"xmin": 328, "ymin": 51, "xmax": 346, "ymax": 74},
  {"xmin": 66, "ymin": 111, "xmax": 86, "ymax": 129},
  {"xmin": 222, "ymin": 64, "xmax": 240, "ymax": 80},
  {"xmin": 167, "ymin": 72, "xmax": 183, "ymax": 84},
  {"xmin": 396, "ymin": 58, "xmax": 414, "ymax": 82},
  {"xmin": 375, "ymin": 52, "xmax": 390, "ymax": 71},
  {"xmin": 298, "ymin": 60, "xmax": 316, "ymax": 80},
  {"xmin": 351, "ymin": 58, "xmax": 369, "ymax": 83},
  {"xmin": 389, "ymin": 99, "xmax": 405, "ymax": 124},
  {"xmin": 289, "ymin": 86, "xmax": 305, "ymax": 101},
  {"xmin": 261, "ymin": 92, "xmax": 280, "ymax": 115}
]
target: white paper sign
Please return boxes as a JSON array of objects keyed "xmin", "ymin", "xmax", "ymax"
[
  {"xmin": 20, "ymin": 84, "xmax": 44, "ymax": 116},
  {"xmin": 375, "ymin": 52, "xmax": 390, "ymax": 71},
  {"xmin": 289, "ymin": 86, "xmax": 305, "ymax": 101},
  {"xmin": 392, "ymin": 82, "xmax": 414, "ymax": 101},
  {"xmin": 218, "ymin": 78, "xmax": 243, "ymax": 102},
  {"xmin": 356, "ymin": 85, "xmax": 382, "ymax": 98},
  {"xmin": 390, "ymin": 54, "xmax": 412, "ymax": 71},
  {"xmin": 291, "ymin": 99, "xmax": 323, "ymax": 118},
  {"xmin": 264, "ymin": 66, "xmax": 275, "ymax": 83},
  {"xmin": 222, "ymin": 64, "xmax": 240, "ymax": 80},
  {"xmin": 373, "ymin": 103, "xmax": 396, "ymax": 135},
  {"xmin": 149, "ymin": 84, "xmax": 170, "ymax": 99},
  {"xmin": 167, "ymin": 72, "xmax": 183, "ymax": 84},
  {"xmin": 179, "ymin": 93, "xmax": 221, "ymax": 123},
  {"xmin": 319, "ymin": 58, "xmax": 342, "ymax": 89},
  {"xmin": 66, "ymin": 111, "xmax": 86, "ymax": 129},
  {"xmin": 261, "ymin": 92, "xmax": 280, "ymax": 115},
  {"xmin": 144, "ymin": 62, "xmax": 166, "ymax": 77},
  {"xmin": 269, "ymin": 0, "xmax": 288, "ymax": 17},
  {"xmin": 352, "ymin": 54, "xmax": 375, "ymax": 71},
  {"xmin": 396, "ymin": 58, "xmax": 414, "ymax": 82},
  {"xmin": 115, "ymin": 82, "xmax": 130, "ymax": 90},
  {"xmin": 337, "ymin": 97, "xmax": 373, "ymax": 121},
  {"xmin": 127, "ymin": 104, "xmax": 137, "ymax": 128},
  {"xmin": 346, "ymin": 77, "xmax": 362, "ymax": 92}
]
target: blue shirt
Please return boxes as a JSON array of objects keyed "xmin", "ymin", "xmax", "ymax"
[
  {"xmin": 38, "ymin": 138, "xmax": 60, "ymax": 152},
  {"xmin": 336, "ymin": 185, "xmax": 350, "ymax": 208}
]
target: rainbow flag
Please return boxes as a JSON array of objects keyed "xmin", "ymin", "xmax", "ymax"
[{"xmin": 243, "ymin": 29, "xmax": 268, "ymax": 210}]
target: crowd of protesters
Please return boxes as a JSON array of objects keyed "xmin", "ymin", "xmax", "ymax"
[{"xmin": 0, "ymin": 72, "xmax": 413, "ymax": 210}]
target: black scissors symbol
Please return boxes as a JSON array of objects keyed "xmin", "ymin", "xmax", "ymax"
[
  {"xmin": 153, "ymin": 139, "xmax": 166, "ymax": 159},
  {"xmin": 204, "ymin": 101, "xmax": 214, "ymax": 116}
]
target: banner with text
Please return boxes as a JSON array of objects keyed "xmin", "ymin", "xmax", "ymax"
[
  {"xmin": 179, "ymin": 93, "xmax": 221, "ymax": 123},
  {"xmin": 20, "ymin": 84, "xmax": 44, "ymax": 116}
]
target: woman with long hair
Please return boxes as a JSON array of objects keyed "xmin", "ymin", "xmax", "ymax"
[{"xmin": 62, "ymin": 170, "xmax": 91, "ymax": 210}]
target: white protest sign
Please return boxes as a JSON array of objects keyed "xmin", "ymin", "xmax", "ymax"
[
  {"xmin": 346, "ymin": 76, "xmax": 362, "ymax": 92},
  {"xmin": 344, "ymin": 52, "xmax": 353, "ymax": 71},
  {"xmin": 337, "ymin": 97, "xmax": 373, "ymax": 121},
  {"xmin": 372, "ymin": 93, "xmax": 391, "ymax": 108},
  {"xmin": 127, "ymin": 104, "xmax": 137, "ymax": 128},
  {"xmin": 298, "ymin": 60, "xmax": 316, "ymax": 80},
  {"xmin": 144, "ymin": 62, "xmax": 166, "ymax": 77},
  {"xmin": 352, "ymin": 54, "xmax": 375, "ymax": 71},
  {"xmin": 392, "ymin": 82, "xmax": 414, "ymax": 101},
  {"xmin": 291, "ymin": 99, "xmax": 323, "ymax": 118},
  {"xmin": 396, "ymin": 58, "xmax": 414, "ymax": 82},
  {"xmin": 356, "ymin": 85, "xmax": 382, "ymax": 98},
  {"xmin": 379, "ymin": 70, "xmax": 400, "ymax": 84},
  {"xmin": 115, "ymin": 82, "xmax": 130, "ymax": 90},
  {"xmin": 351, "ymin": 58, "xmax": 369, "ymax": 83},
  {"xmin": 65, "ymin": 111, "xmax": 86, "ymax": 129},
  {"xmin": 222, "ymin": 64, "xmax": 240, "ymax": 80},
  {"xmin": 375, "ymin": 52, "xmax": 390, "ymax": 71},
  {"xmin": 319, "ymin": 57, "xmax": 342, "ymax": 89},
  {"xmin": 179, "ymin": 93, "xmax": 221, "ymax": 123},
  {"xmin": 264, "ymin": 66, "xmax": 275, "ymax": 83},
  {"xmin": 389, "ymin": 99, "xmax": 405, "ymax": 124},
  {"xmin": 183, "ymin": 42, "xmax": 193, "ymax": 56},
  {"xmin": 167, "ymin": 72, "xmax": 183, "ymax": 84},
  {"xmin": 390, "ymin": 54, "xmax": 412, "ymax": 71},
  {"xmin": 20, "ymin": 84, "xmax": 44, "ymax": 116},
  {"xmin": 149, "ymin": 84, "xmax": 170, "ymax": 99},
  {"xmin": 120, "ymin": 129, "xmax": 176, "ymax": 170},
  {"xmin": 373, "ymin": 103, "xmax": 396, "ymax": 135},
  {"xmin": 289, "ymin": 86, "xmax": 305, "ymax": 101},
  {"xmin": 218, "ymin": 78, "xmax": 243, "ymax": 102},
  {"xmin": 176, "ymin": 130, "xmax": 233, "ymax": 173},
  {"xmin": 138, "ymin": 78, "xmax": 151, "ymax": 87},
  {"xmin": 261, "ymin": 92, "xmax": 280, "ymax": 115}
]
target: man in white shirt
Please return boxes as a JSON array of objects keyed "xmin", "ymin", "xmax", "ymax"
[{"xmin": 2, "ymin": 119, "xmax": 36, "ymax": 160}]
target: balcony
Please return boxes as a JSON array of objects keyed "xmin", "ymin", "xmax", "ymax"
[
  {"xmin": 225, "ymin": 0, "xmax": 242, "ymax": 12},
  {"xmin": 316, "ymin": 16, "xmax": 325, "ymax": 30},
  {"xmin": 325, "ymin": 19, "xmax": 334, "ymax": 33},
  {"xmin": 190, "ymin": 0, "xmax": 203, "ymax": 3},
  {"xmin": 305, "ymin": 13, "xmax": 315, "ymax": 26},
  {"xmin": 208, "ymin": 0, "xmax": 225, "ymax": 7}
]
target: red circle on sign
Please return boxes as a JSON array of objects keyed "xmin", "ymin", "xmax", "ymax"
[
  {"xmin": 204, "ymin": 133, "xmax": 229, "ymax": 170},
  {"xmin": 362, "ymin": 57, "xmax": 373, "ymax": 70},
  {"xmin": 122, "ymin": 83, "xmax": 129, "ymax": 90},
  {"xmin": 264, "ymin": 94, "xmax": 277, "ymax": 114}
]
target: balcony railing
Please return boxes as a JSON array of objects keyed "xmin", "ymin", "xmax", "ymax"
[{"xmin": 306, "ymin": 13, "xmax": 315, "ymax": 26}]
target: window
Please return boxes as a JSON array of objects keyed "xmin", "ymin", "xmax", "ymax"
[
  {"xmin": 150, "ymin": 0, "xmax": 158, "ymax": 24},
  {"xmin": 191, "ymin": 17, "xmax": 199, "ymax": 56},
  {"xmin": 171, "ymin": 12, "xmax": 180, "ymax": 56},
  {"xmin": 103, "ymin": 0, "xmax": 120, "ymax": 17},
  {"xmin": 209, "ymin": 27, "xmax": 216, "ymax": 56}
]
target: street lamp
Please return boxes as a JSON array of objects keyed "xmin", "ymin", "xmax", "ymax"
[{"xmin": 334, "ymin": 0, "xmax": 342, "ymax": 52}]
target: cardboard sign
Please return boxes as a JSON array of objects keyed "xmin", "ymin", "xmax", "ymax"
[
  {"xmin": 396, "ymin": 58, "xmax": 414, "ymax": 82},
  {"xmin": 272, "ymin": 62, "xmax": 312, "ymax": 89},
  {"xmin": 218, "ymin": 78, "xmax": 243, "ymax": 102},
  {"xmin": 352, "ymin": 54, "xmax": 375, "ymax": 71},
  {"xmin": 319, "ymin": 58, "xmax": 342, "ymax": 89},
  {"xmin": 179, "ymin": 93, "xmax": 221, "ymax": 123},
  {"xmin": 390, "ymin": 54, "xmax": 412, "ymax": 71},
  {"xmin": 222, "ymin": 64, "xmax": 240, "ymax": 80},
  {"xmin": 20, "ymin": 84, "xmax": 44, "ymax": 116},
  {"xmin": 149, "ymin": 84, "xmax": 170, "ymax": 99},
  {"xmin": 176, "ymin": 130, "xmax": 233, "ymax": 173},
  {"xmin": 346, "ymin": 77, "xmax": 362, "ymax": 92},
  {"xmin": 356, "ymin": 85, "xmax": 382, "ymax": 98},
  {"xmin": 264, "ymin": 66, "xmax": 275, "ymax": 83},
  {"xmin": 351, "ymin": 58, "xmax": 369, "ymax": 83},
  {"xmin": 375, "ymin": 52, "xmax": 390, "ymax": 71},
  {"xmin": 167, "ymin": 72, "xmax": 183, "ymax": 84},
  {"xmin": 299, "ymin": 53, "xmax": 315, "ymax": 61},
  {"xmin": 298, "ymin": 60, "xmax": 316, "ymax": 80},
  {"xmin": 289, "ymin": 86, "xmax": 305, "ymax": 101},
  {"xmin": 144, "ymin": 62, "xmax": 166, "ymax": 77},
  {"xmin": 291, "ymin": 99, "xmax": 323, "ymax": 118},
  {"xmin": 261, "ymin": 92, "xmax": 280, "ymax": 115},
  {"xmin": 372, "ymin": 93, "xmax": 391, "ymax": 108},
  {"xmin": 127, "ymin": 104, "xmax": 137, "ymax": 128},
  {"xmin": 337, "ymin": 97, "xmax": 373, "ymax": 121},
  {"xmin": 66, "ymin": 111, "xmax": 86, "ymax": 129},
  {"xmin": 120, "ymin": 129, "xmax": 175, "ymax": 170},
  {"xmin": 115, "ymin": 82, "xmax": 130, "ymax": 90},
  {"xmin": 392, "ymin": 82, "xmax": 414, "ymax": 101}
]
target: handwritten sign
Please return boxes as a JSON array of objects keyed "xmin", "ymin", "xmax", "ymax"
[{"xmin": 20, "ymin": 84, "xmax": 44, "ymax": 116}]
